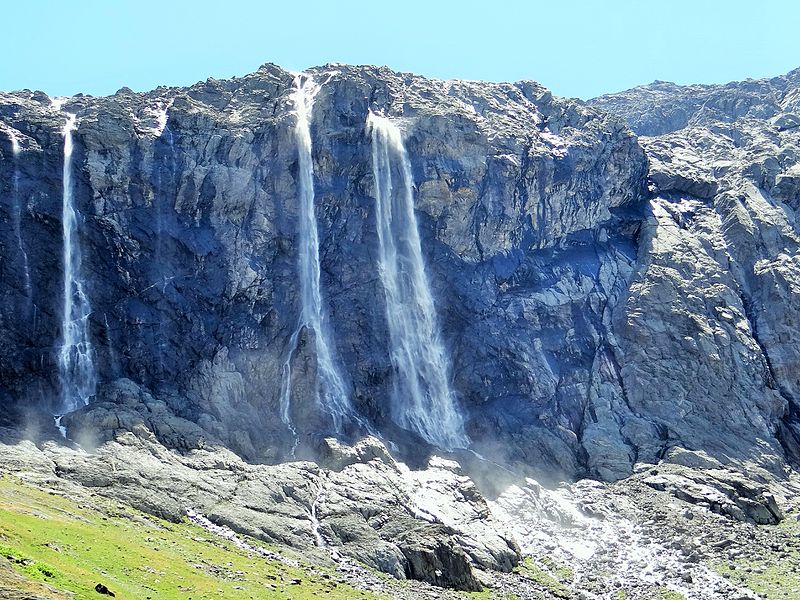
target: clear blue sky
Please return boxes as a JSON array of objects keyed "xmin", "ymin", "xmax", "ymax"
[{"xmin": 3, "ymin": 0, "xmax": 798, "ymax": 99}]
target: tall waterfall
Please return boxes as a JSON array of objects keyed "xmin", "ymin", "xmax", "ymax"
[
  {"xmin": 58, "ymin": 115, "xmax": 96, "ymax": 412},
  {"xmin": 280, "ymin": 75, "xmax": 358, "ymax": 440},
  {"xmin": 8, "ymin": 131, "xmax": 31, "ymax": 303},
  {"xmin": 367, "ymin": 113, "xmax": 469, "ymax": 450}
]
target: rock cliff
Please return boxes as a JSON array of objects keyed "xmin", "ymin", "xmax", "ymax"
[
  {"xmin": 3, "ymin": 63, "xmax": 800, "ymax": 596},
  {"xmin": 590, "ymin": 68, "xmax": 800, "ymax": 478},
  {"xmin": 1, "ymin": 63, "xmax": 649, "ymax": 477}
]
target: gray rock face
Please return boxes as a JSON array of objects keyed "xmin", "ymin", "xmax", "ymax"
[
  {"xmin": 592, "ymin": 67, "xmax": 800, "ymax": 479},
  {"xmin": 2, "ymin": 61, "xmax": 800, "ymax": 486},
  {"xmin": 642, "ymin": 466, "xmax": 783, "ymax": 525},
  {"xmin": 0, "ymin": 413, "xmax": 517, "ymax": 590},
  {"xmin": 0, "ymin": 63, "xmax": 648, "ymax": 477},
  {"xmin": 588, "ymin": 69, "xmax": 800, "ymax": 136}
]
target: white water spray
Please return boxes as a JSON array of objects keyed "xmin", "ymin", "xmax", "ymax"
[
  {"xmin": 103, "ymin": 313, "xmax": 120, "ymax": 378},
  {"xmin": 489, "ymin": 479, "xmax": 735, "ymax": 598},
  {"xmin": 367, "ymin": 113, "xmax": 468, "ymax": 450},
  {"xmin": 280, "ymin": 75, "xmax": 360, "ymax": 445},
  {"xmin": 7, "ymin": 131, "xmax": 32, "ymax": 302},
  {"xmin": 58, "ymin": 115, "xmax": 96, "ymax": 412},
  {"xmin": 54, "ymin": 415, "xmax": 68, "ymax": 439}
]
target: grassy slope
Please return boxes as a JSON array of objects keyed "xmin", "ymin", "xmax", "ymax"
[
  {"xmin": 513, "ymin": 556, "xmax": 572, "ymax": 598},
  {"xmin": 0, "ymin": 475, "xmax": 384, "ymax": 600},
  {"xmin": 712, "ymin": 515, "xmax": 800, "ymax": 599}
]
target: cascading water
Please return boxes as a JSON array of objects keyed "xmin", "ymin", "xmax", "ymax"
[
  {"xmin": 58, "ymin": 115, "xmax": 96, "ymax": 412},
  {"xmin": 8, "ymin": 131, "xmax": 32, "ymax": 303},
  {"xmin": 367, "ymin": 113, "xmax": 469, "ymax": 451},
  {"xmin": 280, "ymin": 75, "xmax": 360, "ymax": 445}
]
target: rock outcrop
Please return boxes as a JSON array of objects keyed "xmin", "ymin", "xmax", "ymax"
[{"xmin": 0, "ymin": 412, "xmax": 518, "ymax": 590}]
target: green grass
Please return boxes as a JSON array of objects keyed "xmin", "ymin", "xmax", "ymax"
[
  {"xmin": 0, "ymin": 475, "xmax": 385, "ymax": 600},
  {"xmin": 715, "ymin": 560, "xmax": 800, "ymax": 599},
  {"xmin": 513, "ymin": 557, "xmax": 572, "ymax": 598},
  {"xmin": 460, "ymin": 590, "xmax": 521, "ymax": 600},
  {"xmin": 539, "ymin": 555, "xmax": 573, "ymax": 581},
  {"xmin": 711, "ymin": 514, "xmax": 800, "ymax": 599},
  {"xmin": 655, "ymin": 588, "xmax": 685, "ymax": 600}
]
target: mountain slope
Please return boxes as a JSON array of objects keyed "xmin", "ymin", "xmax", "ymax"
[{"xmin": 3, "ymin": 63, "xmax": 800, "ymax": 598}]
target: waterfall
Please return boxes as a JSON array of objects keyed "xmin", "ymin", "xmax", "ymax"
[
  {"xmin": 367, "ymin": 113, "xmax": 469, "ymax": 450},
  {"xmin": 58, "ymin": 115, "xmax": 96, "ymax": 412},
  {"xmin": 7, "ymin": 131, "xmax": 32, "ymax": 303},
  {"xmin": 280, "ymin": 75, "xmax": 359, "ymax": 442}
]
